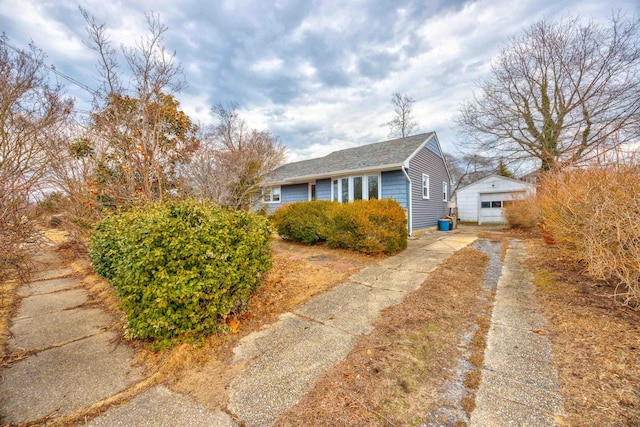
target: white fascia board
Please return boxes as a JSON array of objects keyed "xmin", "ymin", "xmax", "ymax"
[
  {"xmin": 403, "ymin": 133, "xmax": 453, "ymax": 184},
  {"xmin": 271, "ymin": 163, "xmax": 404, "ymax": 185},
  {"xmin": 457, "ymin": 174, "xmax": 534, "ymax": 193},
  {"xmin": 403, "ymin": 134, "xmax": 432, "ymax": 165}
]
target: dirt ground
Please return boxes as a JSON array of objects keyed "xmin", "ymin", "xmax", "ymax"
[
  {"xmin": 276, "ymin": 246, "xmax": 491, "ymax": 426},
  {"xmin": 530, "ymin": 240, "xmax": 640, "ymax": 426},
  {"xmin": 4, "ymin": 229, "xmax": 639, "ymax": 426},
  {"xmin": 167, "ymin": 236, "xmax": 383, "ymax": 410}
]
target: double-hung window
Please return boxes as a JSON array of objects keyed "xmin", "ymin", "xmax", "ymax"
[
  {"xmin": 422, "ymin": 174, "xmax": 430, "ymax": 199},
  {"xmin": 262, "ymin": 187, "xmax": 281, "ymax": 203}
]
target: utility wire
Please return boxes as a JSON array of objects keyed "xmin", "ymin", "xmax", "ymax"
[{"xmin": 0, "ymin": 37, "xmax": 98, "ymax": 96}]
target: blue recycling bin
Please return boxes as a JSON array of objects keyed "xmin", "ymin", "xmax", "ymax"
[{"xmin": 438, "ymin": 219, "xmax": 450, "ymax": 231}]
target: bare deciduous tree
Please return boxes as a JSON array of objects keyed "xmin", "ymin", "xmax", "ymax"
[
  {"xmin": 458, "ymin": 15, "xmax": 640, "ymax": 172},
  {"xmin": 389, "ymin": 92, "xmax": 418, "ymax": 138},
  {"xmin": 444, "ymin": 152, "xmax": 498, "ymax": 197},
  {"xmin": 74, "ymin": 9, "xmax": 198, "ymax": 209},
  {"xmin": 0, "ymin": 34, "xmax": 72, "ymax": 279},
  {"xmin": 190, "ymin": 103, "xmax": 285, "ymax": 210}
]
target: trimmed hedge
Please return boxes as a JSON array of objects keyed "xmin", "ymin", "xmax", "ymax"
[
  {"xmin": 271, "ymin": 200, "xmax": 336, "ymax": 244},
  {"xmin": 272, "ymin": 199, "xmax": 407, "ymax": 254},
  {"xmin": 88, "ymin": 200, "xmax": 272, "ymax": 343}
]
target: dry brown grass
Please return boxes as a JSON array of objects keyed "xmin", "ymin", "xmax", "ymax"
[
  {"xmin": 4, "ymin": 232, "xmax": 380, "ymax": 426},
  {"xmin": 276, "ymin": 247, "xmax": 489, "ymax": 426},
  {"xmin": 0, "ymin": 279, "xmax": 19, "ymax": 357},
  {"xmin": 503, "ymin": 193, "xmax": 540, "ymax": 229},
  {"xmin": 530, "ymin": 241, "xmax": 640, "ymax": 426},
  {"xmin": 537, "ymin": 164, "xmax": 640, "ymax": 308},
  {"xmin": 167, "ymin": 237, "xmax": 381, "ymax": 409}
]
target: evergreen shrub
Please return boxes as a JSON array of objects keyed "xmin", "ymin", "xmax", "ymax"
[
  {"xmin": 272, "ymin": 199, "xmax": 407, "ymax": 254},
  {"xmin": 88, "ymin": 199, "xmax": 272, "ymax": 343},
  {"xmin": 271, "ymin": 200, "xmax": 336, "ymax": 244}
]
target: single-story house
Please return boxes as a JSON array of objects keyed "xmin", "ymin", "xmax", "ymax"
[
  {"xmin": 456, "ymin": 174, "xmax": 535, "ymax": 224},
  {"xmin": 262, "ymin": 132, "xmax": 452, "ymax": 235}
]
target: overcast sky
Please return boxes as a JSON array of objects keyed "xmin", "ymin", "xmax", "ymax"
[{"xmin": 1, "ymin": 0, "xmax": 638, "ymax": 163}]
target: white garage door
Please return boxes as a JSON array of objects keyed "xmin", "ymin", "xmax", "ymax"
[{"xmin": 479, "ymin": 192, "xmax": 512, "ymax": 224}]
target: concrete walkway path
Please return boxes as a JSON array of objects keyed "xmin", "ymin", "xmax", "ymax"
[
  {"xmin": 471, "ymin": 240, "xmax": 564, "ymax": 426},
  {"xmin": 1, "ymin": 230, "xmax": 479, "ymax": 426},
  {"xmin": 226, "ymin": 231, "xmax": 478, "ymax": 426},
  {"xmin": 1, "ymin": 240, "xmax": 229, "ymax": 426},
  {"xmin": 0, "ymin": 240, "xmax": 145, "ymax": 424}
]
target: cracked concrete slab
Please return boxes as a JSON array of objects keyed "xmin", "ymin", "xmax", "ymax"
[
  {"xmin": 229, "ymin": 313, "xmax": 355, "ymax": 426},
  {"xmin": 31, "ymin": 267, "xmax": 74, "ymax": 282},
  {"xmin": 296, "ymin": 281, "xmax": 405, "ymax": 335},
  {"xmin": 0, "ymin": 332, "xmax": 143, "ymax": 424},
  {"xmin": 8, "ymin": 307, "xmax": 112, "ymax": 350},
  {"xmin": 13, "ymin": 288, "xmax": 88, "ymax": 318},
  {"xmin": 477, "ymin": 370, "xmax": 563, "ymax": 414},
  {"xmin": 397, "ymin": 256, "xmax": 444, "ymax": 273},
  {"xmin": 17, "ymin": 276, "xmax": 79, "ymax": 296},
  {"xmin": 377, "ymin": 252, "xmax": 416, "ymax": 268},
  {"xmin": 349, "ymin": 266, "xmax": 427, "ymax": 291},
  {"xmin": 471, "ymin": 240, "xmax": 563, "ymax": 426},
  {"xmin": 88, "ymin": 386, "xmax": 235, "ymax": 427}
]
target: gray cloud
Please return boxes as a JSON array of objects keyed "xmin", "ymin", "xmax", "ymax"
[{"xmin": 1, "ymin": 0, "xmax": 638, "ymax": 160}]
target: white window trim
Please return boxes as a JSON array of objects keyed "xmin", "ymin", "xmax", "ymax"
[
  {"xmin": 422, "ymin": 174, "xmax": 430, "ymax": 199},
  {"xmin": 331, "ymin": 173, "xmax": 381, "ymax": 203},
  {"xmin": 262, "ymin": 186, "xmax": 281, "ymax": 204},
  {"xmin": 353, "ymin": 175, "xmax": 364, "ymax": 201},
  {"xmin": 367, "ymin": 174, "xmax": 381, "ymax": 200},
  {"xmin": 442, "ymin": 181, "xmax": 448, "ymax": 202},
  {"xmin": 308, "ymin": 181, "xmax": 316, "ymax": 201}
]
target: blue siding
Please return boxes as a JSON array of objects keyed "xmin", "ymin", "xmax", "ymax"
[
  {"xmin": 426, "ymin": 138, "xmax": 442, "ymax": 157},
  {"xmin": 282, "ymin": 183, "xmax": 308, "ymax": 204},
  {"xmin": 381, "ymin": 170, "xmax": 409, "ymax": 209},
  {"xmin": 316, "ymin": 179, "xmax": 331, "ymax": 200},
  {"xmin": 264, "ymin": 183, "xmax": 307, "ymax": 213},
  {"xmin": 409, "ymin": 138, "xmax": 450, "ymax": 230}
]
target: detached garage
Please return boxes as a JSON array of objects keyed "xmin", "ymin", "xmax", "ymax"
[{"xmin": 456, "ymin": 175, "xmax": 535, "ymax": 225}]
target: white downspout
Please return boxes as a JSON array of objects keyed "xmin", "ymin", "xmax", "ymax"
[{"xmin": 402, "ymin": 162, "xmax": 412, "ymax": 236}]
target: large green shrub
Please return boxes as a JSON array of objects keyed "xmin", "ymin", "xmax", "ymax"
[
  {"xmin": 327, "ymin": 199, "xmax": 408, "ymax": 254},
  {"xmin": 88, "ymin": 200, "xmax": 272, "ymax": 342},
  {"xmin": 272, "ymin": 199, "xmax": 407, "ymax": 254},
  {"xmin": 271, "ymin": 200, "xmax": 337, "ymax": 244}
]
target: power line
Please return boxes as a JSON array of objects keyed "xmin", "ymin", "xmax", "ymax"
[{"xmin": 0, "ymin": 37, "xmax": 98, "ymax": 96}]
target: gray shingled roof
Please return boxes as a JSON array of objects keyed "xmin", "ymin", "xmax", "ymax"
[{"xmin": 267, "ymin": 132, "xmax": 434, "ymax": 184}]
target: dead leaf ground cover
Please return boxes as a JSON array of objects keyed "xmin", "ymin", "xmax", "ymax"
[
  {"xmin": 0, "ymin": 232, "xmax": 381, "ymax": 423},
  {"xmin": 529, "ymin": 241, "xmax": 640, "ymax": 426},
  {"xmin": 0, "ymin": 280, "xmax": 18, "ymax": 355},
  {"xmin": 161, "ymin": 236, "xmax": 383, "ymax": 409},
  {"xmin": 7, "ymin": 227, "xmax": 639, "ymax": 426},
  {"xmin": 276, "ymin": 246, "xmax": 491, "ymax": 426}
]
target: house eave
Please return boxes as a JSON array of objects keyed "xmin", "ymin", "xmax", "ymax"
[
  {"xmin": 457, "ymin": 174, "xmax": 534, "ymax": 193},
  {"xmin": 266, "ymin": 163, "xmax": 404, "ymax": 186}
]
